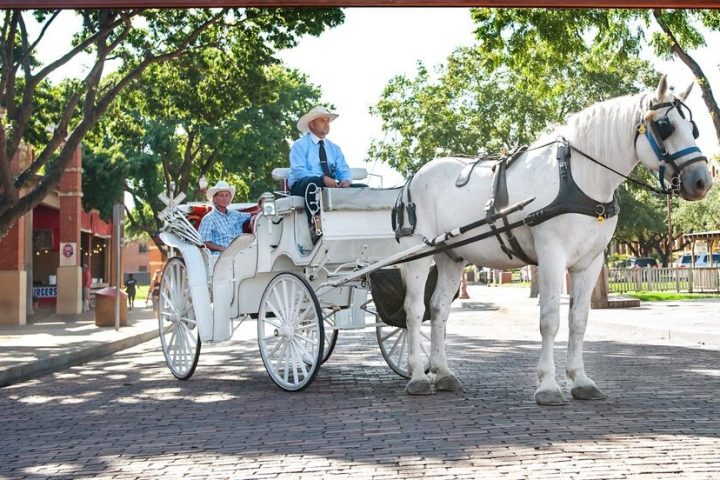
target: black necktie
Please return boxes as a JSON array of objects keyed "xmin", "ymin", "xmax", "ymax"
[{"xmin": 319, "ymin": 140, "xmax": 332, "ymax": 178}]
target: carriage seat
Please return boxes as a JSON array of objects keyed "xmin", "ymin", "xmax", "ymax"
[
  {"xmin": 180, "ymin": 202, "xmax": 260, "ymax": 234},
  {"xmin": 271, "ymin": 167, "xmax": 369, "ymax": 194}
]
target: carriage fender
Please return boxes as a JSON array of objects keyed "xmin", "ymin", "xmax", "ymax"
[{"xmin": 159, "ymin": 232, "xmax": 214, "ymax": 343}]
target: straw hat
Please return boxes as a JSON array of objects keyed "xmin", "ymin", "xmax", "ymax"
[
  {"xmin": 206, "ymin": 180, "xmax": 235, "ymax": 202},
  {"xmin": 297, "ymin": 106, "xmax": 338, "ymax": 133}
]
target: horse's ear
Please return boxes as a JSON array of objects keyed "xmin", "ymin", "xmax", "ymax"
[
  {"xmin": 677, "ymin": 81, "xmax": 694, "ymax": 101},
  {"xmin": 655, "ymin": 74, "xmax": 668, "ymax": 101}
]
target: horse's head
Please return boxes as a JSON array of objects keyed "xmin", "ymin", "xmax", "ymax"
[{"xmin": 635, "ymin": 75, "xmax": 712, "ymax": 201}]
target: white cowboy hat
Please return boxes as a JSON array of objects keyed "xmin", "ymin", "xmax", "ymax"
[
  {"xmin": 206, "ymin": 180, "xmax": 235, "ymax": 202},
  {"xmin": 297, "ymin": 106, "xmax": 338, "ymax": 133}
]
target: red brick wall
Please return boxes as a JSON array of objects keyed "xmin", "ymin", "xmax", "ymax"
[
  {"xmin": 0, "ymin": 219, "xmax": 23, "ymax": 270},
  {"xmin": 122, "ymin": 241, "xmax": 151, "ymax": 273},
  {"xmin": 58, "ymin": 147, "xmax": 82, "ymax": 265},
  {"xmin": 0, "ymin": 147, "xmax": 29, "ymax": 270}
]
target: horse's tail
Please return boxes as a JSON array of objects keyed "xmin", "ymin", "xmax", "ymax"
[
  {"xmin": 391, "ymin": 174, "xmax": 417, "ymax": 242},
  {"xmin": 370, "ymin": 265, "xmax": 453, "ymax": 328}
]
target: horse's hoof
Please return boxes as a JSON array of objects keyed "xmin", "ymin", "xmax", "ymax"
[
  {"xmin": 571, "ymin": 385, "xmax": 606, "ymax": 400},
  {"xmin": 534, "ymin": 389, "xmax": 568, "ymax": 406},
  {"xmin": 406, "ymin": 378, "xmax": 433, "ymax": 395},
  {"xmin": 435, "ymin": 374, "xmax": 462, "ymax": 392}
]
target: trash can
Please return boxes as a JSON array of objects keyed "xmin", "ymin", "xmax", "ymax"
[{"xmin": 94, "ymin": 287, "xmax": 128, "ymax": 327}]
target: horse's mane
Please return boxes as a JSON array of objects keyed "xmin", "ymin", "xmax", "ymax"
[{"xmin": 529, "ymin": 89, "xmax": 658, "ymax": 198}]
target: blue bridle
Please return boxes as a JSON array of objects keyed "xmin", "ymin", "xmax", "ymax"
[{"xmin": 635, "ymin": 98, "xmax": 707, "ymax": 194}]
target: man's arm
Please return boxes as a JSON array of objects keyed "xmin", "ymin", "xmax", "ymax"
[
  {"xmin": 204, "ymin": 241, "xmax": 226, "ymax": 253},
  {"xmin": 199, "ymin": 212, "xmax": 225, "ymax": 252},
  {"xmin": 289, "ymin": 138, "xmax": 316, "ymax": 185},
  {"xmin": 331, "ymin": 143, "xmax": 353, "ymax": 187}
]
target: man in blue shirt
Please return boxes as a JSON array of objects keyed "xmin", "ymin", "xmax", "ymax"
[
  {"xmin": 289, "ymin": 106, "xmax": 353, "ymax": 241},
  {"xmin": 198, "ymin": 180, "xmax": 251, "ymax": 254}
]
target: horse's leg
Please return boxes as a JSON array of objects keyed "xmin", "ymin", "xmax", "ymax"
[
  {"xmin": 535, "ymin": 251, "xmax": 568, "ymax": 405},
  {"xmin": 429, "ymin": 255, "xmax": 464, "ymax": 392},
  {"xmin": 567, "ymin": 254, "xmax": 606, "ymax": 401},
  {"xmin": 403, "ymin": 257, "xmax": 434, "ymax": 395}
]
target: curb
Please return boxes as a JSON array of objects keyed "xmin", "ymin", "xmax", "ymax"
[
  {"xmin": 591, "ymin": 318, "xmax": 720, "ymax": 348},
  {"xmin": 0, "ymin": 329, "xmax": 159, "ymax": 388}
]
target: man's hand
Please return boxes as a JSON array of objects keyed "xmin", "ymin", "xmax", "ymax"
[
  {"xmin": 339, "ymin": 179, "xmax": 352, "ymax": 188},
  {"xmin": 322, "ymin": 176, "xmax": 339, "ymax": 188}
]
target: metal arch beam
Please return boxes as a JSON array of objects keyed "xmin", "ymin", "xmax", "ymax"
[
  {"xmin": 2, "ymin": 1, "xmax": 718, "ymax": 8},
  {"xmin": 159, "ymin": 232, "xmax": 214, "ymax": 342}
]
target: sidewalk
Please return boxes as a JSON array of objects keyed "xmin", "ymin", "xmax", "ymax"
[
  {"xmin": 459, "ymin": 283, "xmax": 720, "ymax": 348},
  {"xmin": 0, "ymin": 302, "xmax": 158, "ymax": 388},
  {"xmin": 1, "ymin": 285, "xmax": 718, "ymax": 388}
]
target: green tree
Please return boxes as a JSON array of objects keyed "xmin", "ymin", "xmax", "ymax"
[
  {"xmin": 84, "ymin": 62, "xmax": 323, "ymax": 239},
  {"xmin": 0, "ymin": 8, "xmax": 344, "ymax": 237},
  {"xmin": 470, "ymin": 8, "xmax": 720, "ymax": 146},
  {"xmin": 370, "ymin": 43, "xmax": 654, "ymax": 174}
]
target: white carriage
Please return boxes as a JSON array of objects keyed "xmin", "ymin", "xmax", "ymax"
[{"xmin": 156, "ymin": 168, "xmax": 433, "ymax": 391}]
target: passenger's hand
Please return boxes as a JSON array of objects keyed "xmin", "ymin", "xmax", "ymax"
[
  {"xmin": 323, "ymin": 176, "xmax": 339, "ymax": 188},
  {"xmin": 339, "ymin": 180, "xmax": 352, "ymax": 188}
]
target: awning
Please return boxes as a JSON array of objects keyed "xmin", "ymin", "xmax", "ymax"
[{"xmin": 80, "ymin": 210, "xmax": 112, "ymax": 238}]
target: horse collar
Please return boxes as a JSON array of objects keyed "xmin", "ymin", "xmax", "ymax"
[{"xmin": 524, "ymin": 140, "xmax": 620, "ymax": 228}]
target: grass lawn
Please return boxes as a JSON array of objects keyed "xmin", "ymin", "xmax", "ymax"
[
  {"xmin": 134, "ymin": 285, "xmax": 151, "ymax": 303},
  {"xmin": 625, "ymin": 291, "xmax": 719, "ymax": 301}
]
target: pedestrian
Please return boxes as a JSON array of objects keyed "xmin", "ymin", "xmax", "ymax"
[
  {"xmin": 124, "ymin": 273, "xmax": 137, "ymax": 311},
  {"xmin": 149, "ymin": 269, "xmax": 162, "ymax": 313},
  {"xmin": 82, "ymin": 263, "xmax": 92, "ymax": 312},
  {"xmin": 288, "ymin": 105, "xmax": 354, "ymax": 243},
  {"xmin": 198, "ymin": 180, "xmax": 251, "ymax": 254}
]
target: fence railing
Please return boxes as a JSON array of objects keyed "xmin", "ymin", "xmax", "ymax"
[{"xmin": 608, "ymin": 267, "xmax": 720, "ymax": 293}]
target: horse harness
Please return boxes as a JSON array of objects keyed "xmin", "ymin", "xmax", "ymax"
[
  {"xmin": 393, "ymin": 139, "xmax": 620, "ymax": 266},
  {"xmin": 633, "ymin": 97, "xmax": 707, "ymax": 194}
]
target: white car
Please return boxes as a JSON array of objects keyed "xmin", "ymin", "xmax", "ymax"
[{"xmin": 677, "ymin": 253, "xmax": 720, "ymax": 268}]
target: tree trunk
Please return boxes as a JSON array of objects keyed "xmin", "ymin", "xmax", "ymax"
[{"xmin": 653, "ymin": 10, "xmax": 720, "ymax": 143}]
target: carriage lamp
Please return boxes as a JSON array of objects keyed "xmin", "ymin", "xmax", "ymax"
[
  {"xmin": 198, "ymin": 176, "xmax": 208, "ymax": 197},
  {"xmin": 261, "ymin": 192, "xmax": 276, "ymax": 217}
]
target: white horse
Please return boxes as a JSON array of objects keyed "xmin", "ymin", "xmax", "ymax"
[{"xmin": 398, "ymin": 75, "xmax": 712, "ymax": 404}]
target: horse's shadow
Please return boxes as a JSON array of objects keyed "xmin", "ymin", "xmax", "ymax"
[{"xmin": 2, "ymin": 330, "xmax": 719, "ymax": 477}]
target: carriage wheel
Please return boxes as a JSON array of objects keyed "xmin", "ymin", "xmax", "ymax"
[
  {"xmin": 257, "ymin": 272, "xmax": 324, "ymax": 391},
  {"xmin": 376, "ymin": 320, "xmax": 431, "ymax": 379},
  {"xmin": 158, "ymin": 257, "xmax": 201, "ymax": 380},
  {"xmin": 321, "ymin": 311, "xmax": 339, "ymax": 365}
]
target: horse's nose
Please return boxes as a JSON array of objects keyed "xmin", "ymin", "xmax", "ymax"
[
  {"xmin": 688, "ymin": 170, "xmax": 713, "ymax": 199},
  {"xmin": 696, "ymin": 177, "xmax": 707, "ymax": 192}
]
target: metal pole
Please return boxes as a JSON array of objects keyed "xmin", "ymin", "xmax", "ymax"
[
  {"xmin": 666, "ymin": 194, "xmax": 673, "ymax": 267},
  {"xmin": 113, "ymin": 203, "xmax": 124, "ymax": 331}
]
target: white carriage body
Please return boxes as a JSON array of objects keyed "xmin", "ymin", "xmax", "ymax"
[{"xmin": 160, "ymin": 174, "xmax": 402, "ymax": 344}]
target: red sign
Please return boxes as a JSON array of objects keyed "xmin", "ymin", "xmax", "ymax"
[{"xmin": 62, "ymin": 243, "xmax": 74, "ymax": 258}]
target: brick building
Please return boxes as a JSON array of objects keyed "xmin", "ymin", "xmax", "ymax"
[{"xmin": 0, "ymin": 145, "xmax": 116, "ymax": 325}]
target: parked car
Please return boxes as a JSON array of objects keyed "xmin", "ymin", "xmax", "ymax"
[
  {"xmin": 677, "ymin": 253, "xmax": 720, "ymax": 268},
  {"xmin": 620, "ymin": 257, "xmax": 658, "ymax": 268}
]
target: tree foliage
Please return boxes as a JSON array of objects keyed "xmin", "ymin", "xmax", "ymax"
[
  {"xmin": 470, "ymin": 8, "xmax": 720, "ymax": 148},
  {"xmin": 370, "ymin": 39, "xmax": 655, "ymax": 174},
  {"xmin": 0, "ymin": 8, "xmax": 344, "ymax": 237},
  {"xmin": 84, "ymin": 62, "xmax": 323, "ymax": 239}
]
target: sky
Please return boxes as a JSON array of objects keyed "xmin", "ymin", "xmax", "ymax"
[{"xmin": 33, "ymin": 8, "xmax": 720, "ymax": 190}]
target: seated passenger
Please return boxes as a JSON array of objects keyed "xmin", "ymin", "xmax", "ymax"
[
  {"xmin": 198, "ymin": 180, "xmax": 251, "ymax": 254},
  {"xmin": 289, "ymin": 106, "xmax": 353, "ymax": 242}
]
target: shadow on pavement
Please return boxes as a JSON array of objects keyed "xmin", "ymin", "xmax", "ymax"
[{"xmin": 2, "ymin": 328, "xmax": 719, "ymax": 477}]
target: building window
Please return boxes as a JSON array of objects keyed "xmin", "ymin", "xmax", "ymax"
[
  {"xmin": 138, "ymin": 242, "xmax": 148, "ymax": 254},
  {"xmin": 139, "ymin": 266, "xmax": 147, "ymax": 272}
]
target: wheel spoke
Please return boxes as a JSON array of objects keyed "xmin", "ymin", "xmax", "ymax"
[
  {"xmin": 158, "ymin": 258, "xmax": 200, "ymax": 380},
  {"xmin": 258, "ymin": 273, "xmax": 323, "ymax": 391},
  {"xmin": 380, "ymin": 326, "xmax": 402, "ymax": 343}
]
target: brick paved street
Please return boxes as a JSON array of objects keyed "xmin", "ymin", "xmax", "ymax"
[{"xmin": 2, "ymin": 289, "xmax": 719, "ymax": 479}]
